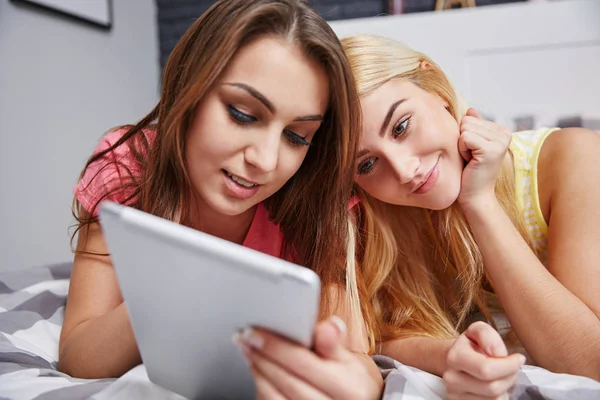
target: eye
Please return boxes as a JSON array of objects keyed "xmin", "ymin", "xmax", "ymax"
[
  {"xmin": 227, "ymin": 105, "xmax": 257, "ymax": 124},
  {"xmin": 392, "ymin": 116, "xmax": 411, "ymax": 139},
  {"xmin": 284, "ymin": 129, "xmax": 311, "ymax": 147},
  {"xmin": 357, "ymin": 157, "xmax": 377, "ymax": 175}
]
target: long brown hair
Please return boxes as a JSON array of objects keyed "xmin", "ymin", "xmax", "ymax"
[
  {"xmin": 342, "ymin": 34, "xmax": 535, "ymax": 344},
  {"xmin": 73, "ymin": 0, "xmax": 364, "ymax": 321}
]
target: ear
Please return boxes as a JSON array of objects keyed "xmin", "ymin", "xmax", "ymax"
[{"xmin": 419, "ymin": 60, "xmax": 432, "ymax": 70}]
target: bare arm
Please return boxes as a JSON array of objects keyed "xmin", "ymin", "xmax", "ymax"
[
  {"xmin": 58, "ymin": 214, "xmax": 140, "ymax": 378},
  {"xmin": 461, "ymin": 128, "xmax": 600, "ymax": 379},
  {"xmin": 379, "ymin": 336, "xmax": 455, "ymax": 377},
  {"xmin": 325, "ymin": 284, "xmax": 384, "ymax": 391}
]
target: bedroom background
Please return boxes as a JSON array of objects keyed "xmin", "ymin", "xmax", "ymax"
[{"xmin": 0, "ymin": 0, "xmax": 598, "ymax": 272}]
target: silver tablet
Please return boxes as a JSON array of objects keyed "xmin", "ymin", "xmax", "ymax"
[{"xmin": 99, "ymin": 201, "xmax": 321, "ymax": 399}]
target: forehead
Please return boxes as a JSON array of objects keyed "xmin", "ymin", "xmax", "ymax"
[
  {"xmin": 361, "ymin": 79, "xmax": 423, "ymax": 111},
  {"xmin": 221, "ymin": 36, "xmax": 330, "ymax": 115},
  {"xmin": 360, "ymin": 79, "xmax": 422, "ymax": 132}
]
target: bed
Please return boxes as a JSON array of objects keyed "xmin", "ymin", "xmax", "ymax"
[{"xmin": 1, "ymin": 263, "xmax": 598, "ymax": 399}]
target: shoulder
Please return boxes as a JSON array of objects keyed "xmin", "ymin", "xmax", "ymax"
[
  {"xmin": 94, "ymin": 126, "xmax": 155, "ymax": 158},
  {"xmin": 539, "ymin": 128, "xmax": 600, "ymax": 200},
  {"xmin": 85, "ymin": 126, "xmax": 152, "ymax": 176},
  {"xmin": 74, "ymin": 127, "xmax": 155, "ymax": 215},
  {"xmin": 542, "ymin": 127, "xmax": 600, "ymax": 152},
  {"xmin": 539, "ymin": 128, "xmax": 600, "ymax": 172}
]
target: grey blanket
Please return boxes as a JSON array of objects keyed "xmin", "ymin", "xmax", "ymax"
[{"xmin": 0, "ymin": 263, "xmax": 598, "ymax": 399}]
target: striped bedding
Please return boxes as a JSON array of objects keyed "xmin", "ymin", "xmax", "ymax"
[{"xmin": 0, "ymin": 263, "xmax": 598, "ymax": 399}]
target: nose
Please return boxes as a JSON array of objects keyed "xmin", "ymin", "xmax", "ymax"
[
  {"xmin": 387, "ymin": 151, "xmax": 419, "ymax": 185},
  {"xmin": 244, "ymin": 128, "xmax": 281, "ymax": 173}
]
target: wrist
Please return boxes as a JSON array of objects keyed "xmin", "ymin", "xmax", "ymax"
[
  {"xmin": 441, "ymin": 338, "xmax": 456, "ymax": 373},
  {"xmin": 458, "ymin": 192, "xmax": 500, "ymax": 217}
]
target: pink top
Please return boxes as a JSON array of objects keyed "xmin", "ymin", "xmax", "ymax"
[
  {"xmin": 74, "ymin": 128, "xmax": 284, "ymax": 258},
  {"xmin": 348, "ymin": 195, "xmax": 360, "ymax": 210}
]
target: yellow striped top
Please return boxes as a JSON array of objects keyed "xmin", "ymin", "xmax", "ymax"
[{"xmin": 509, "ymin": 127, "xmax": 559, "ymax": 264}]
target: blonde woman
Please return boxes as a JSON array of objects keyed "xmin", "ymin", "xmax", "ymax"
[{"xmin": 342, "ymin": 34, "xmax": 600, "ymax": 398}]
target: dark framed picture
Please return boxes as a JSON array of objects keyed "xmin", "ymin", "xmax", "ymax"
[{"xmin": 11, "ymin": 0, "xmax": 113, "ymax": 30}]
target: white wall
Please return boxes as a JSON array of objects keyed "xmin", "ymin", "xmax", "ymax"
[
  {"xmin": 330, "ymin": 0, "xmax": 600, "ymax": 130},
  {"xmin": 0, "ymin": 1, "xmax": 160, "ymax": 271}
]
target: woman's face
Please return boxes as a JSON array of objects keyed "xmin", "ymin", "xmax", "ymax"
[
  {"xmin": 186, "ymin": 36, "xmax": 330, "ymax": 218},
  {"xmin": 355, "ymin": 79, "xmax": 464, "ymax": 210}
]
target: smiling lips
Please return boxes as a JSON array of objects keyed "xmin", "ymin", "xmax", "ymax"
[
  {"xmin": 413, "ymin": 157, "xmax": 440, "ymax": 195},
  {"xmin": 225, "ymin": 170, "xmax": 257, "ymax": 188},
  {"xmin": 222, "ymin": 169, "xmax": 261, "ymax": 200}
]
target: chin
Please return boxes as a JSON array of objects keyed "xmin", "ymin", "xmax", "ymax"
[
  {"xmin": 195, "ymin": 189, "xmax": 255, "ymax": 217},
  {"xmin": 427, "ymin": 200, "xmax": 454, "ymax": 211},
  {"xmin": 216, "ymin": 198, "xmax": 257, "ymax": 217},
  {"xmin": 425, "ymin": 188, "xmax": 459, "ymax": 211}
]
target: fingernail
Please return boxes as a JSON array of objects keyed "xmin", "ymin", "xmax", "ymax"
[
  {"xmin": 519, "ymin": 355, "xmax": 526, "ymax": 366},
  {"xmin": 238, "ymin": 342, "xmax": 252, "ymax": 366},
  {"xmin": 329, "ymin": 315, "xmax": 347, "ymax": 336},
  {"xmin": 232, "ymin": 332, "xmax": 252, "ymax": 366},
  {"xmin": 241, "ymin": 327, "xmax": 264, "ymax": 350},
  {"xmin": 232, "ymin": 331, "xmax": 242, "ymax": 346}
]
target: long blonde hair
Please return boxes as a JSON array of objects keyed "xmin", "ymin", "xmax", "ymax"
[{"xmin": 342, "ymin": 34, "xmax": 534, "ymax": 343}]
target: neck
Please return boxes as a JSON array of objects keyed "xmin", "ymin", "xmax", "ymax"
[{"xmin": 187, "ymin": 200, "xmax": 257, "ymax": 245}]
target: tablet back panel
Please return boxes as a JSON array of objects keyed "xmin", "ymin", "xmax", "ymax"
[{"xmin": 99, "ymin": 201, "xmax": 320, "ymax": 400}]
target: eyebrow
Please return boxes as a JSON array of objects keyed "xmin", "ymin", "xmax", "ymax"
[
  {"xmin": 294, "ymin": 114, "xmax": 323, "ymax": 122},
  {"xmin": 379, "ymin": 99, "xmax": 406, "ymax": 137},
  {"xmin": 356, "ymin": 148, "xmax": 369, "ymax": 160},
  {"xmin": 226, "ymin": 82, "xmax": 274, "ymax": 113},
  {"xmin": 225, "ymin": 82, "xmax": 324, "ymax": 122},
  {"xmin": 356, "ymin": 99, "xmax": 406, "ymax": 160}
]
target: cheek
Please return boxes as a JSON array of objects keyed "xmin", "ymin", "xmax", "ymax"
[
  {"xmin": 188, "ymin": 114, "xmax": 236, "ymax": 160},
  {"xmin": 442, "ymin": 116, "xmax": 461, "ymax": 143},
  {"xmin": 277, "ymin": 148, "xmax": 308, "ymax": 180},
  {"xmin": 357, "ymin": 177, "xmax": 393, "ymax": 203},
  {"xmin": 447, "ymin": 154, "xmax": 465, "ymax": 184},
  {"xmin": 418, "ymin": 106, "xmax": 460, "ymax": 146}
]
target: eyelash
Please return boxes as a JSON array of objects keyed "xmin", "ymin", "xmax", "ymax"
[
  {"xmin": 357, "ymin": 157, "xmax": 376, "ymax": 176},
  {"xmin": 228, "ymin": 104, "xmax": 256, "ymax": 124},
  {"xmin": 392, "ymin": 116, "xmax": 411, "ymax": 139},
  {"xmin": 357, "ymin": 116, "xmax": 412, "ymax": 176},
  {"xmin": 227, "ymin": 105, "xmax": 310, "ymax": 147}
]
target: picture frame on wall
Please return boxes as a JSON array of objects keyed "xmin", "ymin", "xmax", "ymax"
[{"xmin": 11, "ymin": 0, "xmax": 112, "ymax": 30}]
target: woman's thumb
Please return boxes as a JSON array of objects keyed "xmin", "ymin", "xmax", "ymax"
[
  {"xmin": 466, "ymin": 107, "xmax": 481, "ymax": 119},
  {"xmin": 313, "ymin": 316, "xmax": 347, "ymax": 360}
]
